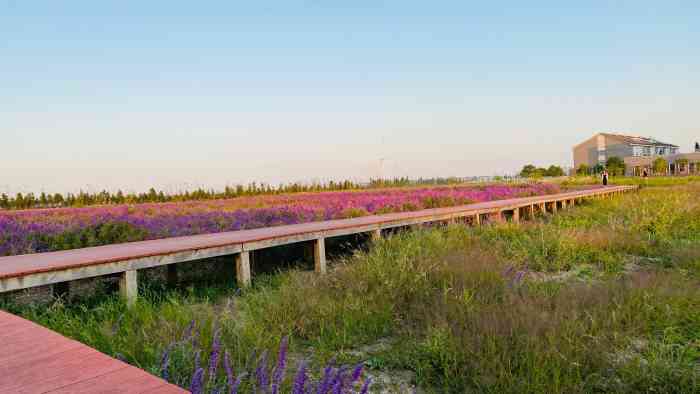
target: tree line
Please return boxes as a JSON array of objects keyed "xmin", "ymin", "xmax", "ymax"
[
  {"xmin": 0, "ymin": 177, "xmax": 469, "ymax": 211},
  {"xmin": 575, "ymin": 156, "xmax": 626, "ymax": 176},
  {"xmin": 519, "ymin": 164, "xmax": 566, "ymax": 178}
]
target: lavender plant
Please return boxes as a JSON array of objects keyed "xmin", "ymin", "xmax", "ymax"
[{"xmin": 160, "ymin": 328, "xmax": 371, "ymax": 394}]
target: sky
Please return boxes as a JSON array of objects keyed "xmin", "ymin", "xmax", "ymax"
[{"xmin": 1, "ymin": 1, "xmax": 699, "ymax": 194}]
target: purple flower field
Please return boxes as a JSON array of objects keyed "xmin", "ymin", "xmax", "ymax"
[{"xmin": 0, "ymin": 183, "xmax": 563, "ymax": 257}]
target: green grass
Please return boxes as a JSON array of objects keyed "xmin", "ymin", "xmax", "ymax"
[
  {"xmin": 561, "ymin": 175, "xmax": 700, "ymax": 188},
  {"xmin": 4, "ymin": 183, "xmax": 700, "ymax": 393}
]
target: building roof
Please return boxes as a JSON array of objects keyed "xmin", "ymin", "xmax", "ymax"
[{"xmin": 601, "ymin": 133, "xmax": 678, "ymax": 147}]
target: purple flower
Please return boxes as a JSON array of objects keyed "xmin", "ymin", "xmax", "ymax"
[
  {"xmin": 183, "ymin": 319, "xmax": 196, "ymax": 341},
  {"xmin": 317, "ymin": 357, "xmax": 336, "ymax": 394},
  {"xmin": 230, "ymin": 372, "xmax": 247, "ymax": 394},
  {"xmin": 292, "ymin": 360, "xmax": 308, "ymax": 394},
  {"xmin": 350, "ymin": 362, "xmax": 364, "ymax": 386},
  {"xmin": 255, "ymin": 350, "xmax": 270, "ymax": 391},
  {"xmin": 331, "ymin": 379, "xmax": 343, "ymax": 394},
  {"xmin": 194, "ymin": 350, "xmax": 202, "ymax": 372},
  {"xmin": 271, "ymin": 336, "xmax": 289, "ymax": 394},
  {"xmin": 190, "ymin": 368, "xmax": 205, "ymax": 394},
  {"xmin": 329, "ymin": 365, "xmax": 349, "ymax": 392},
  {"xmin": 359, "ymin": 377, "xmax": 372, "ymax": 394},
  {"xmin": 160, "ymin": 346, "xmax": 172, "ymax": 381},
  {"xmin": 208, "ymin": 329, "xmax": 222, "ymax": 381},
  {"xmin": 502, "ymin": 265, "xmax": 515, "ymax": 278},
  {"xmin": 224, "ymin": 350, "xmax": 234, "ymax": 389}
]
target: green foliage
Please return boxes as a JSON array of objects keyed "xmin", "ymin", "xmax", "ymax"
[
  {"xmin": 520, "ymin": 164, "xmax": 539, "ymax": 178},
  {"xmin": 576, "ymin": 164, "xmax": 590, "ymax": 175},
  {"xmin": 606, "ymin": 156, "xmax": 626, "ymax": 176},
  {"xmin": 520, "ymin": 164, "xmax": 565, "ymax": 178},
  {"xmin": 653, "ymin": 157, "xmax": 669, "ymax": 175}
]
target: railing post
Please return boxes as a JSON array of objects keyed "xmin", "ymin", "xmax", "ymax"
[
  {"xmin": 474, "ymin": 214, "xmax": 481, "ymax": 226},
  {"xmin": 167, "ymin": 264, "xmax": 178, "ymax": 287},
  {"xmin": 119, "ymin": 270, "xmax": 138, "ymax": 306},
  {"xmin": 314, "ymin": 237, "xmax": 327, "ymax": 274},
  {"xmin": 236, "ymin": 251, "xmax": 252, "ymax": 287},
  {"xmin": 512, "ymin": 208, "xmax": 520, "ymax": 223},
  {"xmin": 371, "ymin": 229, "xmax": 382, "ymax": 241}
]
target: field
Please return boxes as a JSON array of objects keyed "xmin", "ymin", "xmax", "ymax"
[
  {"xmin": 2, "ymin": 179, "xmax": 698, "ymax": 393},
  {"xmin": 0, "ymin": 183, "xmax": 560, "ymax": 257}
]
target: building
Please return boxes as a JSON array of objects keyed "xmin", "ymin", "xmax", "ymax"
[
  {"xmin": 573, "ymin": 133, "xmax": 700, "ymax": 176},
  {"xmin": 573, "ymin": 133, "xmax": 679, "ymax": 170}
]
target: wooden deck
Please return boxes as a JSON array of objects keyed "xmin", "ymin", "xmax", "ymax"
[
  {"xmin": 0, "ymin": 310, "xmax": 187, "ymax": 394},
  {"xmin": 0, "ymin": 185, "xmax": 636, "ymax": 303}
]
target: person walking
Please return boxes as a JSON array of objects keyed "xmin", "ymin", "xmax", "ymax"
[{"xmin": 602, "ymin": 169, "xmax": 609, "ymax": 186}]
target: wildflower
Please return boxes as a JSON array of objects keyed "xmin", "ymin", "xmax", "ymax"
[
  {"xmin": 350, "ymin": 362, "xmax": 364, "ymax": 386},
  {"xmin": 190, "ymin": 368, "xmax": 205, "ymax": 394},
  {"xmin": 255, "ymin": 350, "xmax": 270, "ymax": 391},
  {"xmin": 182, "ymin": 319, "xmax": 196, "ymax": 341},
  {"xmin": 231, "ymin": 372, "xmax": 247, "ymax": 394},
  {"xmin": 359, "ymin": 377, "xmax": 372, "ymax": 394},
  {"xmin": 209, "ymin": 329, "xmax": 222, "ymax": 381},
  {"xmin": 317, "ymin": 357, "xmax": 336, "ymax": 394},
  {"xmin": 160, "ymin": 345, "xmax": 172, "ymax": 381},
  {"xmin": 194, "ymin": 350, "xmax": 202, "ymax": 372},
  {"xmin": 224, "ymin": 350, "xmax": 234, "ymax": 389},
  {"xmin": 271, "ymin": 336, "xmax": 289, "ymax": 394},
  {"xmin": 292, "ymin": 360, "xmax": 308, "ymax": 394}
]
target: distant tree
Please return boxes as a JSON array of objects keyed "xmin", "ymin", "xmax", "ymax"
[
  {"xmin": 53, "ymin": 193, "xmax": 64, "ymax": 205},
  {"xmin": 544, "ymin": 165, "xmax": 565, "ymax": 177},
  {"xmin": 592, "ymin": 163, "xmax": 605, "ymax": 174},
  {"xmin": 605, "ymin": 156, "xmax": 626, "ymax": 176},
  {"xmin": 519, "ymin": 164, "xmax": 537, "ymax": 178},
  {"xmin": 652, "ymin": 157, "xmax": 668, "ymax": 175},
  {"xmin": 576, "ymin": 164, "xmax": 590, "ymax": 176}
]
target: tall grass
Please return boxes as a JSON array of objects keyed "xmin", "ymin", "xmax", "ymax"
[{"xmin": 5, "ymin": 184, "xmax": 700, "ymax": 393}]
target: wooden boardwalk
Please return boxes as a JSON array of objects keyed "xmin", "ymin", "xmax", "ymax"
[
  {"xmin": 0, "ymin": 310, "xmax": 187, "ymax": 394},
  {"xmin": 0, "ymin": 185, "xmax": 636, "ymax": 303}
]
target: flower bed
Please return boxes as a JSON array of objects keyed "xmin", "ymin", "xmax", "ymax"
[{"xmin": 0, "ymin": 183, "xmax": 561, "ymax": 256}]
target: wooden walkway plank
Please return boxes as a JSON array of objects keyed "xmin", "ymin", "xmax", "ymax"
[
  {"xmin": 0, "ymin": 311, "xmax": 187, "ymax": 394},
  {"xmin": 45, "ymin": 367, "xmax": 171, "ymax": 393}
]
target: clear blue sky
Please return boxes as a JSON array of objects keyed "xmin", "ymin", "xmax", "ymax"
[{"xmin": 1, "ymin": 1, "xmax": 698, "ymax": 193}]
